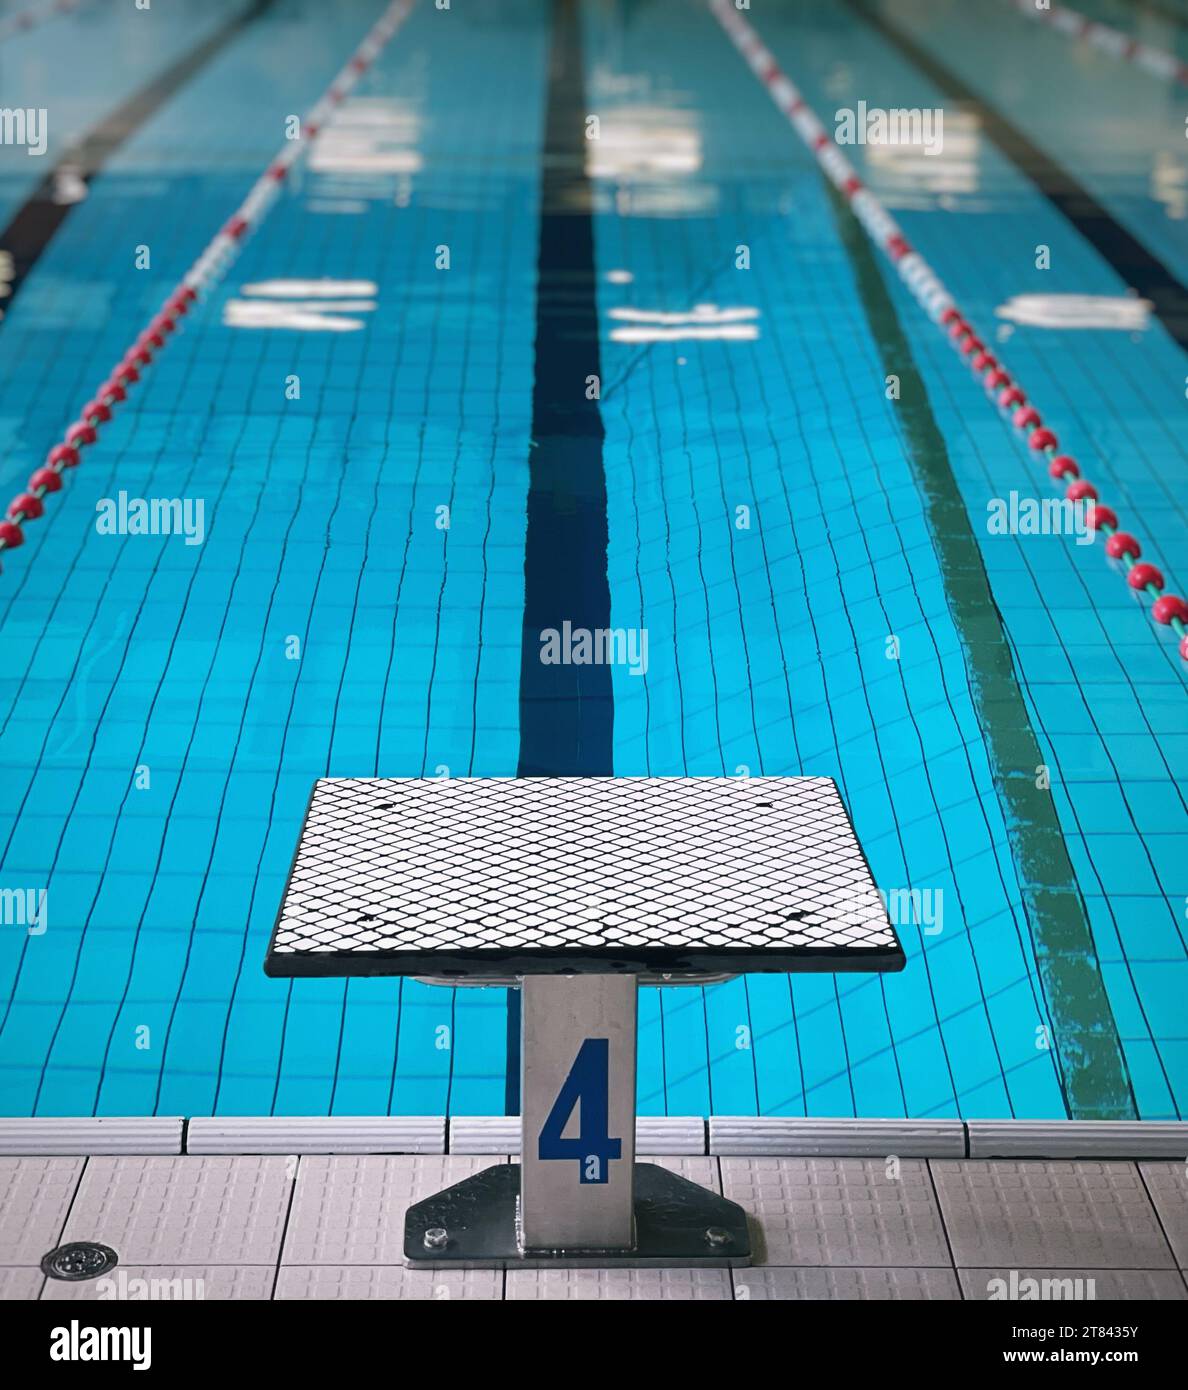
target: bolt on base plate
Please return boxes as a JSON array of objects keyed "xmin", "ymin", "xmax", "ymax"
[{"xmin": 404, "ymin": 1162, "xmax": 751, "ymax": 1269}]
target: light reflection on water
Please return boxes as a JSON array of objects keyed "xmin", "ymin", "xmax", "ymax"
[
  {"xmin": 995, "ymin": 293, "xmax": 1152, "ymax": 330},
  {"xmin": 608, "ymin": 303, "xmax": 759, "ymax": 343}
]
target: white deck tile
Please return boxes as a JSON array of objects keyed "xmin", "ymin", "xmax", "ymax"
[
  {"xmin": 0, "ymin": 1157, "xmax": 83, "ymax": 1266},
  {"xmin": 719, "ymin": 1156, "xmax": 951, "ymax": 1267},
  {"xmin": 41, "ymin": 1265, "xmax": 275, "ymax": 1300},
  {"xmin": 61, "ymin": 1157, "xmax": 293, "ymax": 1265},
  {"xmin": 0, "ymin": 1267, "xmax": 46, "ymax": 1300},
  {"xmin": 931, "ymin": 1160, "xmax": 1174, "ymax": 1270},
  {"xmin": 958, "ymin": 1268, "xmax": 1187, "ymax": 1301},
  {"xmin": 732, "ymin": 1267, "xmax": 960, "ymax": 1300},
  {"xmin": 1139, "ymin": 1162, "xmax": 1188, "ymax": 1268},
  {"xmin": 281, "ymin": 1154, "xmax": 498, "ymax": 1266},
  {"xmin": 505, "ymin": 1269, "xmax": 732, "ymax": 1300},
  {"xmin": 275, "ymin": 1265, "xmax": 501, "ymax": 1300}
]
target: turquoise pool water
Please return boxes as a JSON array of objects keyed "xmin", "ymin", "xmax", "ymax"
[{"xmin": 0, "ymin": 0, "xmax": 1184, "ymax": 1122}]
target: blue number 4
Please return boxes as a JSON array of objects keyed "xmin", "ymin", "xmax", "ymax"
[{"xmin": 538, "ymin": 1038, "xmax": 623, "ymax": 1184}]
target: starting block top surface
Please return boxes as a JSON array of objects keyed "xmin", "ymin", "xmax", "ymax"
[{"xmin": 264, "ymin": 776, "xmax": 905, "ymax": 979}]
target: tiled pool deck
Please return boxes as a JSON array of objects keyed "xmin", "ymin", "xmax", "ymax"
[{"xmin": 3, "ymin": 1142, "xmax": 1186, "ymax": 1301}]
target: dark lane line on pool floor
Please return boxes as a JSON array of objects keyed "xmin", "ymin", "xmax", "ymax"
[
  {"xmin": 825, "ymin": 181, "xmax": 1137, "ymax": 1121},
  {"xmin": 0, "ymin": 0, "xmax": 276, "ymax": 323},
  {"xmin": 509, "ymin": 0, "xmax": 613, "ymax": 1111},
  {"xmin": 848, "ymin": 0, "xmax": 1188, "ymax": 353}
]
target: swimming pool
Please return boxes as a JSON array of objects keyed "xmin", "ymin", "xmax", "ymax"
[{"xmin": 0, "ymin": 0, "xmax": 1184, "ymax": 1124}]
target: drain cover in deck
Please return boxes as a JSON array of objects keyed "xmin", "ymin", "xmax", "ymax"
[{"xmin": 41, "ymin": 1242, "xmax": 118, "ymax": 1281}]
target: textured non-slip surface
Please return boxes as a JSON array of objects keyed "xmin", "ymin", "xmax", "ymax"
[
  {"xmin": 1140, "ymin": 1162, "xmax": 1188, "ymax": 1267},
  {"xmin": 1, "ymin": 1153, "xmax": 1185, "ymax": 1299},
  {"xmin": 0, "ymin": 1267, "xmax": 49, "ymax": 1301},
  {"xmin": 957, "ymin": 1269, "xmax": 1188, "ymax": 1301},
  {"xmin": 0, "ymin": 1158, "xmax": 84, "ymax": 1265},
  {"xmin": 733, "ymin": 1266, "xmax": 961, "ymax": 1300},
  {"xmin": 60, "ymin": 1156, "xmax": 293, "ymax": 1266},
  {"xmin": 266, "ymin": 776, "xmax": 902, "ymax": 975},
  {"xmin": 275, "ymin": 1265, "xmax": 502, "ymax": 1301},
  {"xmin": 282, "ymin": 1155, "xmax": 495, "ymax": 1266},
  {"xmin": 930, "ymin": 1160, "xmax": 1175, "ymax": 1270},
  {"xmin": 505, "ymin": 1268, "xmax": 734, "ymax": 1300},
  {"xmin": 41, "ymin": 1265, "xmax": 276, "ymax": 1301},
  {"xmin": 720, "ymin": 1156, "xmax": 952, "ymax": 1268}
]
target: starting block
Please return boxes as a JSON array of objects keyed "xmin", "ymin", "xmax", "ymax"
[{"xmin": 265, "ymin": 775, "xmax": 904, "ymax": 1268}]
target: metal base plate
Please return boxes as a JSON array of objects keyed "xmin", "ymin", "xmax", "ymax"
[{"xmin": 404, "ymin": 1163, "xmax": 751, "ymax": 1269}]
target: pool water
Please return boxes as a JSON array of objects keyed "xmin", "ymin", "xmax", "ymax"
[{"xmin": 0, "ymin": 0, "xmax": 1185, "ymax": 1122}]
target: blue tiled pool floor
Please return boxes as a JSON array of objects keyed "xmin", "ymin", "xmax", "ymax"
[{"xmin": 0, "ymin": 0, "xmax": 1184, "ymax": 1122}]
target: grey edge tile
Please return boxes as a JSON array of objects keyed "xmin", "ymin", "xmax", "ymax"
[
  {"xmin": 275, "ymin": 1265, "xmax": 501, "ymax": 1300},
  {"xmin": 41, "ymin": 1265, "xmax": 275, "ymax": 1300},
  {"xmin": 505, "ymin": 1268, "xmax": 732, "ymax": 1300},
  {"xmin": 0, "ymin": 1267, "xmax": 45, "ymax": 1300},
  {"xmin": 931, "ymin": 1161, "xmax": 1173, "ymax": 1270},
  {"xmin": 732, "ymin": 1266, "xmax": 961, "ymax": 1300},
  {"xmin": 1139, "ymin": 1163, "xmax": 1188, "ymax": 1268},
  {"xmin": 0, "ymin": 1157, "xmax": 84, "ymax": 1266},
  {"xmin": 720, "ymin": 1156, "xmax": 951, "ymax": 1268},
  {"xmin": 958, "ymin": 1268, "xmax": 1187, "ymax": 1301},
  {"xmin": 281, "ymin": 1154, "xmax": 498, "ymax": 1266},
  {"xmin": 61, "ymin": 1157, "xmax": 293, "ymax": 1266}
]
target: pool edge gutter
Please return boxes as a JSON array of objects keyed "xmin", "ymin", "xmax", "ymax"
[{"xmin": 1, "ymin": 1115, "xmax": 1185, "ymax": 1159}]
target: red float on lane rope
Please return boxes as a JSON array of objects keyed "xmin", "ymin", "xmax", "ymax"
[
  {"xmin": 1128, "ymin": 563, "xmax": 1164, "ymax": 592},
  {"xmin": 65, "ymin": 422, "xmax": 96, "ymax": 448},
  {"xmin": 29, "ymin": 468, "xmax": 62, "ymax": 494},
  {"xmin": 8, "ymin": 493, "xmax": 42, "ymax": 521},
  {"xmin": 1153, "ymin": 595, "xmax": 1188, "ymax": 626},
  {"xmin": 1106, "ymin": 532, "xmax": 1140, "ymax": 560}
]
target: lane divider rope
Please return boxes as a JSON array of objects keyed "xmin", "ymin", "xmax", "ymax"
[
  {"xmin": 709, "ymin": 0, "xmax": 1188, "ymax": 663},
  {"xmin": 1005, "ymin": 0, "xmax": 1188, "ymax": 89},
  {"xmin": 0, "ymin": 0, "xmax": 415, "ymax": 573}
]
